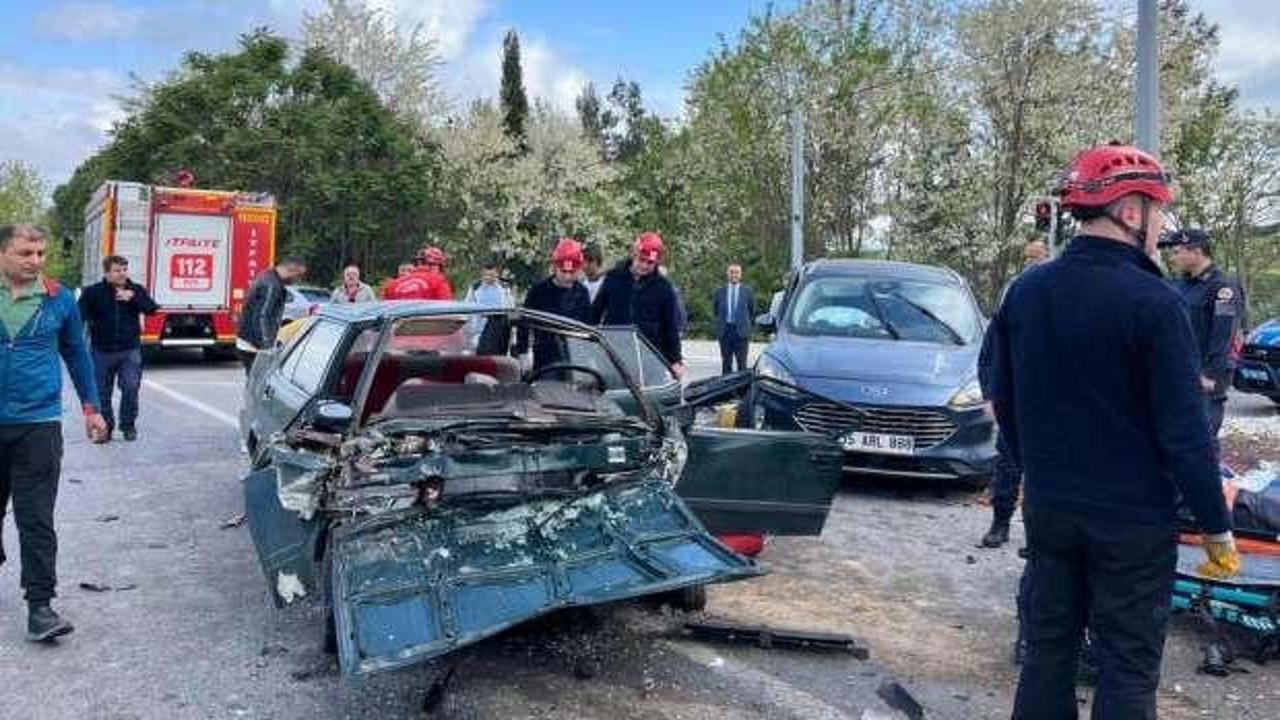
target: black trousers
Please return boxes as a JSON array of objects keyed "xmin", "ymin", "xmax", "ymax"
[
  {"xmin": 0, "ymin": 422, "xmax": 64, "ymax": 603},
  {"xmin": 991, "ymin": 431, "xmax": 1022, "ymax": 520},
  {"xmin": 1012, "ymin": 505, "xmax": 1175, "ymax": 720},
  {"xmin": 1206, "ymin": 396, "xmax": 1226, "ymax": 459},
  {"xmin": 238, "ymin": 349, "xmax": 257, "ymax": 376},
  {"xmin": 719, "ymin": 331, "xmax": 749, "ymax": 375}
]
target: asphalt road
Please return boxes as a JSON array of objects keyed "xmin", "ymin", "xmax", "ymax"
[{"xmin": 0, "ymin": 345, "xmax": 1276, "ymax": 719}]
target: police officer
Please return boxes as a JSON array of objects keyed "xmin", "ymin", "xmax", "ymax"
[
  {"xmin": 990, "ymin": 143, "xmax": 1239, "ymax": 719},
  {"xmin": 979, "ymin": 239, "xmax": 1050, "ymax": 548},
  {"xmin": 1164, "ymin": 228, "xmax": 1242, "ymax": 452}
]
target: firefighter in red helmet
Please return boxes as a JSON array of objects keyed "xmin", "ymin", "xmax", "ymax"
[
  {"xmin": 589, "ymin": 231, "xmax": 684, "ymax": 377},
  {"xmin": 383, "ymin": 245, "xmax": 453, "ymax": 301},
  {"xmin": 516, "ymin": 238, "xmax": 592, "ymax": 372},
  {"xmin": 989, "ymin": 142, "xmax": 1238, "ymax": 718}
]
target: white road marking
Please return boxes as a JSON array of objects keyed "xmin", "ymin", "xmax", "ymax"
[
  {"xmin": 143, "ymin": 379, "xmax": 240, "ymax": 428},
  {"xmin": 151, "ymin": 380, "xmax": 243, "ymax": 387},
  {"xmin": 660, "ymin": 639, "xmax": 853, "ymax": 719}
]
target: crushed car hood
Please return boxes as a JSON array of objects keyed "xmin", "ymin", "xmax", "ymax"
[{"xmin": 330, "ymin": 480, "xmax": 760, "ymax": 675}]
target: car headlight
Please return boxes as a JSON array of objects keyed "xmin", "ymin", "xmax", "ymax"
[{"xmin": 948, "ymin": 377, "xmax": 984, "ymax": 409}]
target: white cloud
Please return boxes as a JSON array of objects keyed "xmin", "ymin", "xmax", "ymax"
[
  {"xmin": 1196, "ymin": 0, "xmax": 1280, "ymax": 109},
  {"xmin": 445, "ymin": 32, "xmax": 592, "ymax": 116},
  {"xmin": 32, "ymin": 1, "xmax": 146, "ymax": 41},
  {"xmin": 365, "ymin": 0, "xmax": 489, "ymax": 61},
  {"xmin": 0, "ymin": 64, "xmax": 127, "ymax": 189}
]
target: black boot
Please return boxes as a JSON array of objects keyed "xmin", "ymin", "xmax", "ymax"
[
  {"xmin": 27, "ymin": 602, "xmax": 74, "ymax": 642},
  {"xmin": 981, "ymin": 513, "xmax": 1012, "ymax": 548},
  {"xmin": 122, "ymin": 426, "xmax": 137, "ymax": 442}
]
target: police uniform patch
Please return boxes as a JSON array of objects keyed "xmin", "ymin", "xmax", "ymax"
[{"xmin": 1214, "ymin": 285, "xmax": 1239, "ymax": 317}]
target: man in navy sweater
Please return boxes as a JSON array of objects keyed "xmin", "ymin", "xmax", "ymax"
[
  {"xmin": 989, "ymin": 143, "xmax": 1238, "ymax": 719},
  {"xmin": 589, "ymin": 232, "xmax": 683, "ymax": 376}
]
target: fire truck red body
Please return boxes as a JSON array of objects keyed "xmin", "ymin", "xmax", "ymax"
[{"xmin": 82, "ymin": 181, "xmax": 276, "ymax": 354}]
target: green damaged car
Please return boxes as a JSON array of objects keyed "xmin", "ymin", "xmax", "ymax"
[{"xmin": 238, "ymin": 302, "xmax": 841, "ymax": 675}]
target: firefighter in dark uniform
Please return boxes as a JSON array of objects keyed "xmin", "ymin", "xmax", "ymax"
[
  {"xmin": 516, "ymin": 238, "xmax": 592, "ymax": 372},
  {"xmin": 990, "ymin": 143, "xmax": 1239, "ymax": 719},
  {"xmin": 1164, "ymin": 228, "xmax": 1243, "ymax": 452}
]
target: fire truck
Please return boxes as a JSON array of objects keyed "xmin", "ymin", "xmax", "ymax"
[{"xmin": 82, "ymin": 181, "xmax": 276, "ymax": 356}]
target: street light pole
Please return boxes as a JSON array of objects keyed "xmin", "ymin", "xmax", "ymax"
[
  {"xmin": 789, "ymin": 103, "xmax": 805, "ymax": 270},
  {"xmin": 1135, "ymin": 0, "xmax": 1159, "ymax": 154}
]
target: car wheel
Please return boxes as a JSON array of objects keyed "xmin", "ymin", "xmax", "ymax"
[{"xmin": 666, "ymin": 584, "xmax": 707, "ymax": 612}]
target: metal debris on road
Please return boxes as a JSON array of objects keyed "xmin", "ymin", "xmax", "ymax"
[
  {"xmin": 680, "ymin": 618, "xmax": 870, "ymax": 658},
  {"xmin": 79, "ymin": 581, "xmax": 138, "ymax": 593},
  {"xmin": 221, "ymin": 512, "xmax": 247, "ymax": 529},
  {"xmin": 876, "ymin": 680, "xmax": 925, "ymax": 719},
  {"xmin": 1198, "ymin": 643, "xmax": 1250, "ymax": 677}
]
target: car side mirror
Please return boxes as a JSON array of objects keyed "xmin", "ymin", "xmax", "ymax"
[
  {"xmin": 313, "ymin": 401, "xmax": 354, "ymax": 432},
  {"xmin": 755, "ymin": 313, "xmax": 776, "ymax": 331}
]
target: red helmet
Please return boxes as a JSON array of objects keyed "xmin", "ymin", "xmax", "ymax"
[
  {"xmin": 1055, "ymin": 142, "xmax": 1173, "ymax": 209},
  {"xmin": 551, "ymin": 237, "xmax": 583, "ymax": 271},
  {"xmin": 417, "ymin": 246, "xmax": 447, "ymax": 267},
  {"xmin": 633, "ymin": 231, "xmax": 664, "ymax": 263}
]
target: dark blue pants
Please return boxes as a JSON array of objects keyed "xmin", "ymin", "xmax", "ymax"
[
  {"xmin": 1013, "ymin": 505, "xmax": 1175, "ymax": 720},
  {"xmin": 0, "ymin": 422, "xmax": 63, "ymax": 602},
  {"xmin": 1206, "ymin": 396, "xmax": 1225, "ymax": 460},
  {"xmin": 719, "ymin": 331, "xmax": 748, "ymax": 375},
  {"xmin": 93, "ymin": 348, "xmax": 143, "ymax": 430},
  {"xmin": 992, "ymin": 431, "xmax": 1022, "ymax": 520}
]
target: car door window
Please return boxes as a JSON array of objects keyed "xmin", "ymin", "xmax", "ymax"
[
  {"xmin": 595, "ymin": 327, "xmax": 676, "ymax": 389},
  {"xmin": 286, "ymin": 320, "xmax": 347, "ymax": 394}
]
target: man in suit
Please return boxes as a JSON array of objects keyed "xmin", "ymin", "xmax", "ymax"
[{"xmin": 713, "ymin": 263, "xmax": 754, "ymax": 374}]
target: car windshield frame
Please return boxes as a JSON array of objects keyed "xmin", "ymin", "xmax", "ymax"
[
  {"xmin": 782, "ymin": 273, "xmax": 982, "ymax": 345},
  {"xmin": 347, "ymin": 308, "xmax": 656, "ymax": 431}
]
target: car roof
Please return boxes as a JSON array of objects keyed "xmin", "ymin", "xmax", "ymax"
[{"xmin": 801, "ymin": 258, "xmax": 963, "ymax": 285}]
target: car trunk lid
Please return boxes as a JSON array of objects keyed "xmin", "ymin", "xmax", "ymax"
[{"xmin": 330, "ymin": 480, "xmax": 760, "ymax": 675}]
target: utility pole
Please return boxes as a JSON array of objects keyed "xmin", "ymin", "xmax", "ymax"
[
  {"xmin": 789, "ymin": 103, "xmax": 805, "ymax": 270},
  {"xmin": 1135, "ymin": 0, "xmax": 1159, "ymax": 154}
]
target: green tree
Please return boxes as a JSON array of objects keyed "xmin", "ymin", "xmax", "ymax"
[
  {"xmin": 51, "ymin": 31, "xmax": 451, "ymax": 287},
  {"xmin": 303, "ymin": 0, "xmax": 447, "ymax": 125},
  {"xmin": 500, "ymin": 30, "xmax": 530, "ymax": 150},
  {"xmin": 0, "ymin": 160, "xmax": 46, "ymax": 226}
]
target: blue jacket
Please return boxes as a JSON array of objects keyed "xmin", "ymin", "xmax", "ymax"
[
  {"xmin": 989, "ymin": 235, "xmax": 1229, "ymax": 533},
  {"xmin": 0, "ymin": 279, "xmax": 100, "ymax": 424}
]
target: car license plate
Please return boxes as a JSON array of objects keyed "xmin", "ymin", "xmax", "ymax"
[
  {"xmin": 1242, "ymin": 368, "xmax": 1269, "ymax": 382},
  {"xmin": 841, "ymin": 431, "xmax": 915, "ymax": 456}
]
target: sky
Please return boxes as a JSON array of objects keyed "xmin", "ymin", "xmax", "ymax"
[{"xmin": 0, "ymin": 0, "xmax": 1276, "ymax": 190}]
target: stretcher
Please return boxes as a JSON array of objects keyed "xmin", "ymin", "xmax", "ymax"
[{"xmin": 1173, "ymin": 466, "xmax": 1280, "ymax": 662}]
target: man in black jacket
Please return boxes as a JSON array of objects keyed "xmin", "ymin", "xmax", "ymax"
[
  {"xmin": 517, "ymin": 238, "xmax": 592, "ymax": 372},
  {"xmin": 589, "ymin": 232, "xmax": 683, "ymax": 376},
  {"xmin": 235, "ymin": 256, "xmax": 306, "ymax": 374},
  {"xmin": 77, "ymin": 255, "xmax": 159, "ymax": 442},
  {"xmin": 991, "ymin": 143, "xmax": 1238, "ymax": 719}
]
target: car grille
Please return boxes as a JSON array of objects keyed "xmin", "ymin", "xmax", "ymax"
[
  {"xmin": 1244, "ymin": 345, "xmax": 1280, "ymax": 363},
  {"xmin": 793, "ymin": 402, "xmax": 957, "ymax": 449}
]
